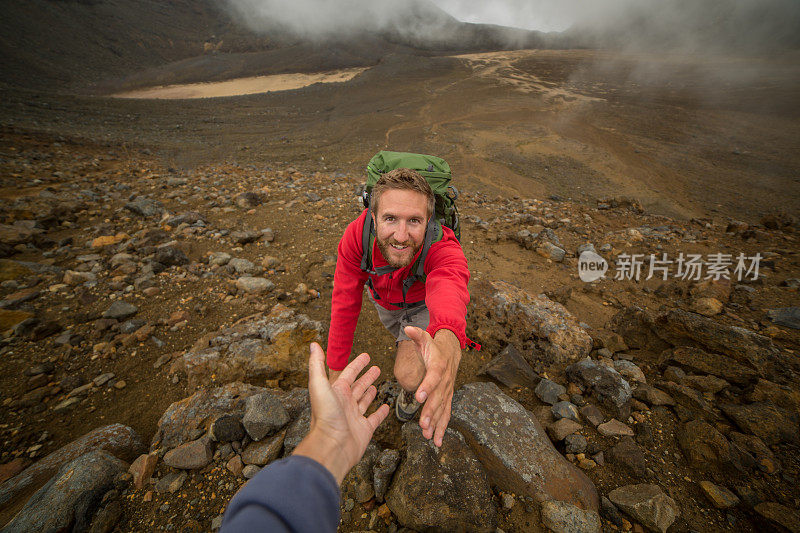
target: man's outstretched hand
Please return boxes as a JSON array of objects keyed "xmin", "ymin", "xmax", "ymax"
[
  {"xmin": 403, "ymin": 326, "xmax": 461, "ymax": 447},
  {"xmin": 293, "ymin": 343, "xmax": 390, "ymax": 484}
]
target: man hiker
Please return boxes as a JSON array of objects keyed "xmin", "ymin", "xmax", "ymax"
[{"xmin": 326, "ymin": 167, "xmax": 470, "ymax": 447}]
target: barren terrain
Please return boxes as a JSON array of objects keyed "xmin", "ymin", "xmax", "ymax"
[{"xmin": 1, "ymin": 30, "xmax": 799, "ymax": 533}]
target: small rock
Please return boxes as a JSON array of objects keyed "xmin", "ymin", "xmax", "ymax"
[
  {"xmin": 552, "ymin": 401, "xmax": 581, "ymax": 422},
  {"xmin": 598, "ymin": 419, "xmax": 634, "ymax": 437},
  {"xmin": 754, "ymin": 502, "xmax": 800, "ymax": 533},
  {"xmin": 699, "ymin": 481, "xmax": 740, "ymax": 509},
  {"xmin": 613, "ymin": 360, "xmax": 646, "ymax": 384},
  {"xmin": 163, "ymin": 437, "xmax": 212, "ymax": 470},
  {"xmin": 540, "ymin": 500, "xmax": 601, "ymax": 533},
  {"xmin": 242, "ymin": 464, "xmax": 261, "ymax": 479},
  {"xmin": 243, "ymin": 392, "xmax": 289, "ymax": 441},
  {"xmin": 766, "ymin": 307, "xmax": 800, "ymax": 330},
  {"xmin": 228, "ymin": 258, "xmax": 256, "ymax": 275},
  {"xmin": 608, "ymin": 437, "xmax": 647, "ymax": 479},
  {"xmin": 502, "ymin": 493, "xmax": 515, "ymax": 509},
  {"xmin": 153, "ymin": 246, "xmax": 189, "ymax": 267},
  {"xmin": 241, "ymin": 430, "xmax": 285, "ymax": 466},
  {"xmin": 129, "ymin": 453, "xmax": 159, "ymax": 490},
  {"xmin": 155, "ymin": 471, "xmax": 187, "ymax": 493},
  {"xmin": 565, "ymin": 434, "xmax": 588, "ymax": 454},
  {"xmin": 93, "ymin": 373, "xmax": 115, "ymax": 387},
  {"xmin": 547, "ymin": 418, "xmax": 583, "ymax": 442},
  {"xmin": 208, "ymin": 252, "xmax": 231, "ymax": 266},
  {"xmin": 226, "ymin": 455, "xmax": 243, "ymax": 477},
  {"xmin": 235, "ymin": 277, "xmax": 274, "ymax": 295},
  {"xmin": 373, "ymin": 448, "xmax": 400, "ymax": 501},
  {"xmin": 608, "ymin": 484, "xmax": 679, "ymax": 533},
  {"xmin": 235, "ymin": 192, "xmax": 264, "ymax": 208},
  {"xmin": 102, "ymin": 301, "xmax": 138, "ymax": 320},
  {"xmin": 231, "ymin": 230, "xmax": 261, "ymax": 244},
  {"xmin": 691, "ymin": 297, "xmax": 724, "ymax": 316},
  {"xmin": 536, "ymin": 379, "xmax": 566, "ymax": 405},
  {"xmin": 580, "ymin": 404, "xmax": 604, "ymax": 426},
  {"xmin": 211, "ymin": 414, "xmax": 245, "ymax": 442}
]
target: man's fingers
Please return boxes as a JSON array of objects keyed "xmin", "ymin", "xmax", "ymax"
[
  {"xmin": 357, "ymin": 385, "xmax": 378, "ymax": 414},
  {"xmin": 432, "ymin": 401, "xmax": 452, "ymax": 447},
  {"xmin": 338, "ymin": 352, "xmax": 370, "ymax": 385},
  {"xmin": 367, "ymin": 403, "xmax": 391, "ymax": 431},
  {"xmin": 415, "ymin": 359, "xmax": 446, "ymax": 404},
  {"xmin": 419, "ymin": 384, "xmax": 444, "ymax": 431},
  {"xmin": 351, "ymin": 365, "xmax": 381, "ymax": 400}
]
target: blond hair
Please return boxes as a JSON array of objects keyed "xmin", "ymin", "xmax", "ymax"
[{"xmin": 371, "ymin": 168, "xmax": 434, "ymax": 220}]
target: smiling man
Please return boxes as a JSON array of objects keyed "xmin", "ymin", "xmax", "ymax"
[{"xmin": 326, "ymin": 168, "xmax": 470, "ymax": 447}]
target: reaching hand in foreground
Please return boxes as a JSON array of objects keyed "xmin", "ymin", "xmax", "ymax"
[
  {"xmin": 293, "ymin": 343, "xmax": 391, "ymax": 484},
  {"xmin": 403, "ymin": 326, "xmax": 461, "ymax": 448}
]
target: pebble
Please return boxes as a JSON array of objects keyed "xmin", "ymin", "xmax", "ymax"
[
  {"xmin": 235, "ymin": 276, "xmax": 274, "ymax": 295},
  {"xmin": 699, "ymin": 481, "xmax": 740, "ymax": 508},
  {"xmin": 552, "ymin": 401, "xmax": 581, "ymax": 422},
  {"xmin": 501, "ymin": 493, "xmax": 515, "ymax": 509},
  {"xmin": 242, "ymin": 465, "xmax": 260, "ymax": 479},
  {"xmin": 93, "ymin": 373, "xmax": 115, "ymax": 386},
  {"xmin": 103, "ymin": 301, "xmax": 138, "ymax": 320},
  {"xmin": 536, "ymin": 379, "xmax": 566, "ymax": 405},
  {"xmin": 598, "ymin": 419, "xmax": 634, "ymax": 437}
]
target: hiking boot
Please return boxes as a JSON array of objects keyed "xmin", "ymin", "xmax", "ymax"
[{"xmin": 395, "ymin": 389, "xmax": 421, "ymax": 422}]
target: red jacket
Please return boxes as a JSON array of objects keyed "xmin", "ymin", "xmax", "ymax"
[{"xmin": 326, "ymin": 209, "xmax": 470, "ymax": 370}]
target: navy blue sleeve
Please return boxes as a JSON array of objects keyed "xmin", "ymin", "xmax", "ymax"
[{"xmin": 220, "ymin": 455, "xmax": 341, "ymax": 533}]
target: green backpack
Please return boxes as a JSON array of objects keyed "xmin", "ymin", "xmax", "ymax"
[{"xmin": 360, "ymin": 151, "xmax": 460, "ymax": 309}]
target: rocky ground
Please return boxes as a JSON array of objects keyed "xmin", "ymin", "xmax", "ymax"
[{"xmin": 1, "ymin": 127, "xmax": 799, "ymax": 532}]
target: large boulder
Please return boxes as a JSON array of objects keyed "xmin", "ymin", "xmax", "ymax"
[
  {"xmin": 677, "ymin": 420, "xmax": 744, "ymax": 473},
  {"xmin": 720, "ymin": 402, "xmax": 799, "ymax": 445},
  {"xmin": 343, "ymin": 442, "xmax": 379, "ymax": 503},
  {"xmin": 660, "ymin": 346, "xmax": 759, "ymax": 386},
  {"xmin": 653, "ymin": 309, "xmax": 780, "ymax": 374},
  {"xmin": 478, "ymin": 343, "xmax": 539, "ymax": 389},
  {"xmin": 172, "ymin": 305, "xmax": 322, "ymax": 388},
  {"xmin": 608, "ymin": 307, "xmax": 670, "ymax": 353},
  {"xmin": 2, "ymin": 450, "xmax": 127, "ymax": 533},
  {"xmin": 565, "ymin": 359, "xmax": 632, "ymax": 419},
  {"xmin": 451, "ymin": 382, "xmax": 599, "ymax": 511},
  {"xmin": 152, "ymin": 382, "xmax": 269, "ymax": 451},
  {"xmin": 386, "ymin": 424, "xmax": 498, "ymax": 532},
  {"xmin": 0, "ymin": 424, "xmax": 142, "ymax": 520},
  {"xmin": 473, "ymin": 280, "xmax": 592, "ymax": 367}
]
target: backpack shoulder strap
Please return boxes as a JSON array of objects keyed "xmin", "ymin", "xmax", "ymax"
[{"xmin": 360, "ymin": 210, "xmax": 374, "ymax": 273}]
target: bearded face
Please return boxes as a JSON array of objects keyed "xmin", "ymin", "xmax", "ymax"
[{"xmin": 372, "ymin": 189, "xmax": 428, "ymax": 268}]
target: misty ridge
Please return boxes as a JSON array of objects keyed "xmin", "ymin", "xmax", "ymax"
[{"xmin": 223, "ymin": 0, "xmax": 800, "ymax": 54}]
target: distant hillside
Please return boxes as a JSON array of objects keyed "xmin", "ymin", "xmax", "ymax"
[
  {"xmin": 0, "ymin": 0, "xmax": 553, "ymax": 93},
  {"xmin": 0, "ymin": 0, "xmax": 276, "ymax": 90}
]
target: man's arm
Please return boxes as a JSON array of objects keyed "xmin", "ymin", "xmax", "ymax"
[
  {"xmin": 327, "ymin": 211, "xmax": 370, "ymax": 373},
  {"xmin": 407, "ymin": 232, "xmax": 470, "ymax": 447}
]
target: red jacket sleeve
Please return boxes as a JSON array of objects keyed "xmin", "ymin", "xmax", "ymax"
[
  {"xmin": 423, "ymin": 230, "xmax": 470, "ymax": 348},
  {"xmin": 326, "ymin": 212, "xmax": 369, "ymax": 370}
]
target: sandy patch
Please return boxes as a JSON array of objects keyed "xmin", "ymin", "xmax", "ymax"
[{"xmin": 112, "ymin": 67, "xmax": 368, "ymax": 99}]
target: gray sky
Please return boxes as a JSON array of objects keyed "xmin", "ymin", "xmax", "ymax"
[
  {"xmin": 429, "ymin": 0, "xmax": 623, "ymax": 32},
  {"xmin": 224, "ymin": 0, "xmax": 800, "ymax": 51}
]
